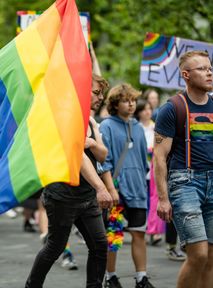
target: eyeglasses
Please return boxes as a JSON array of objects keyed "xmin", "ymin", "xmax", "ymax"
[
  {"xmin": 186, "ymin": 66, "xmax": 213, "ymax": 73},
  {"xmin": 92, "ymin": 90, "xmax": 103, "ymax": 97}
]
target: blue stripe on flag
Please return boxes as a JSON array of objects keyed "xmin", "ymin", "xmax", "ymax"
[
  {"xmin": 0, "ymin": 81, "xmax": 17, "ymax": 158},
  {"xmin": 0, "ymin": 79, "xmax": 6, "ymax": 106},
  {"xmin": 0, "ymin": 156, "xmax": 18, "ymax": 214}
]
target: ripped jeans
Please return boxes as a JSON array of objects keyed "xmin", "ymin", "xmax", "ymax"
[{"xmin": 168, "ymin": 169, "xmax": 213, "ymax": 248}]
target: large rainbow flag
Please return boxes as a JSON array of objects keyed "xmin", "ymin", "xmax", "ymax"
[{"xmin": 0, "ymin": 0, "xmax": 92, "ymax": 214}]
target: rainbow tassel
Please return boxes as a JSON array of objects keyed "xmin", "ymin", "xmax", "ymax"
[{"xmin": 106, "ymin": 205, "xmax": 124, "ymax": 252}]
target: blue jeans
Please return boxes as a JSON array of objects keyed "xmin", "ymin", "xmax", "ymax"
[
  {"xmin": 168, "ymin": 169, "xmax": 213, "ymax": 248},
  {"xmin": 25, "ymin": 194, "xmax": 107, "ymax": 288}
]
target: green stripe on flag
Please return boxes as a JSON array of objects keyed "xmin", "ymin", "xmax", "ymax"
[
  {"xmin": 0, "ymin": 40, "xmax": 34, "ymax": 126},
  {"xmin": 9, "ymin": 122, "xmax": 42, "ymax": 202}
]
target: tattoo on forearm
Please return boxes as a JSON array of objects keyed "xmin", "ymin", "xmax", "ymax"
[{"xmin": 155, "ymin": 132, "xmax": 167, "ymax": 144}]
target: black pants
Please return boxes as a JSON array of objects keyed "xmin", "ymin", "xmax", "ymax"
[
  {"xmin": 25, "ymin": 194, "xmax": 107, "ymax": 288},
  {"xmin": 166, "ymin": 221, "xmax": 177, "ymax": 245}
]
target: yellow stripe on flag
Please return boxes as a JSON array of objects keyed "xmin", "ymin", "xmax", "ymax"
[
  {"xmin": 15, "ymin": 23, "xmax": 49, "ymax": 94},
  {"xmin": 27, "ymin": 83, "xmax": 70, "ymax": 186},
  {"xmin": 35, "ymin": 4, "xmax": 61, "ymax": 58}
]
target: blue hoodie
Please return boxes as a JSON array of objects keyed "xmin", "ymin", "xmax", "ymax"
[{"xmin": 100, "ymin": 115, "xmax": 148, "ymax": 209}]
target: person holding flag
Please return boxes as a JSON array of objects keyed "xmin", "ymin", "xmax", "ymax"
[
  {"xmin": 25, "ymin": 73, "xmax": 112, "ymax": 288},
  {"xmin": 0, "ymin": 0, "xmax": 112, "ymax": 287}
]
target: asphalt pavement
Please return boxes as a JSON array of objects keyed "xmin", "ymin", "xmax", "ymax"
[{"xmin": 0, "ymin": 212, "xmax": 182, "ymax": 288}]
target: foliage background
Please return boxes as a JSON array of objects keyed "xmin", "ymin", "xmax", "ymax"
[{"xmin": 0, "ymin": 0, "xmax": 213, "ymax": 89}]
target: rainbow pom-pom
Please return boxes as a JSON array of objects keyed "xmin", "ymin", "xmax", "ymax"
[{"xmin": 106, "ymin": 205, "xmax": 124, "ymax": 252}]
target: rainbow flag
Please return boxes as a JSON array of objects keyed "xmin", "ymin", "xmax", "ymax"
[{"xmin": 0, "ymin": 0, "xmax": 92, "ymax": 214}]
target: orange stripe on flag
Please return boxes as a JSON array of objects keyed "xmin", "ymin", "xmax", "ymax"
[
  {"xmin": 35, "ymin": 4, "xmax": 61, "ymax": 58},
  {"xmin": 44, "ymin": 36, "xmax": 84, "ymax": 185}
]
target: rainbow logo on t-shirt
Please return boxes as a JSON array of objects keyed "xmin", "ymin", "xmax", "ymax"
[{"xmin": 190, "ymin": 113, "xmax": 213, "ymax": 141}]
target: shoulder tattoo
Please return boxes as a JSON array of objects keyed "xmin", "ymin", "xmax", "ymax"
[{"xmin": 155, "ymin": 132, "xmax": 167, "ymax": 144}]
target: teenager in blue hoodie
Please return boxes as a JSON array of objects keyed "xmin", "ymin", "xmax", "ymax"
[{"xmin": 100, "ymin": 83, "xmax": 155, "ymax": 288}]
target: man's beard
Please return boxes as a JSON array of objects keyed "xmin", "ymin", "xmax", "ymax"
[
  {"xmin": 191, "ymin": 81, "xmax": 212, "ymax": 93},
  {"xmin": 91, "ymin": 103, "xmax": 100, "ymax": 112}
]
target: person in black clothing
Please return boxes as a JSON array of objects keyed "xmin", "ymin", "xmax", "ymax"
[
  {"xmin": 25, "ymin": 74, "xmax": 112, "ymax": 288},
  {"xmin": 165, "ymin": 221, "xmax": 186, "ymax": 261}
]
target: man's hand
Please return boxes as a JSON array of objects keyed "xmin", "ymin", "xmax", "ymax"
[
  {"xmin": 96, "ymin": 185, "xmax": 113, "ymax": 209},
  {"xmin": 108, "ymin": 187, "xmax": 119, "ymax": 206},
  {"xmin": 89, "ymin": 116, "xmax": 98, "ymax": 128},
  {"xmin": 85, "ymin": 137, "xmax": 96, "ymax": 149},
  {"xmin": 157, "ymin": 199, "xmax": 172, "ymax": 223}
]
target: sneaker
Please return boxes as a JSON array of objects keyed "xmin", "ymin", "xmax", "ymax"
[
  {"xmin": 167, "ymin": 247, "xmax": 186, "ymax": 261},
  {"xmin": 61, "ymin": 255, "xmax": 78, "ymax": 270},
  {"xmin": 23, "ymin": 220, "xmax": 36, "ymax": 233},
  {"xmin": 104, "ymin": 275, "xmax": 123, "ymax": 288},
  {"xmin": 135, "ymin": 276, "xmax": 155, "ymax": 288},
  {"xmin": 150, "ymin": 235, "xmax": 162, "ymax": 246},
  {"xmin": 14, "ymin": 207, "xmax": 24, "ymax": 213},
  {"xmin": 5, "ymin": 209, "xmax": 17, "ymax": 218}
]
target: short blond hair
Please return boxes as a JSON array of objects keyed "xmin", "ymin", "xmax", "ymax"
[
  {"xmin": 106, "ymin": 83, "xmax": 141, "ymax": 115},
  {"xmin": 179, "ymin": 50, "xmax": 209, "ymax": 70}
]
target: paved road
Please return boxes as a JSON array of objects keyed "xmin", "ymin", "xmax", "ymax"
[{"xmin": 0, "ymin": 213, "xmax": 182, "ymax": 288}]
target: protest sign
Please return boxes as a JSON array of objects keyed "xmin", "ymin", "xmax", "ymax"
[
  {"xmin": 17, "ymin": 11, "xmax": 90, "ymax": 46},
  {"xmin": 140, "ymin": 32, "xmax": 213, "ymax": 89}
]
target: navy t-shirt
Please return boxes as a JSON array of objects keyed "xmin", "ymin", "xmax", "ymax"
[{"xmin": 155, "ymin": 94, "xmax": 213, "ymax": 170}]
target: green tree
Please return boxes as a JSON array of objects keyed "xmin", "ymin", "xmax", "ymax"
[
  {"xmin": 0, "ymin": 0, "xmax": 54, "ymax": 46},
  {"xmin": 77, "ymin": 0, "xmax": 213, "ymax": 87}
]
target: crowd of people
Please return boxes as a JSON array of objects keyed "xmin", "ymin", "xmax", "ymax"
[{"xmin": 2, "ymin": 50, "xmax": 213, "ymax": 288}]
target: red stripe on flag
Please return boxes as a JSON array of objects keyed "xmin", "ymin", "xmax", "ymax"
[{"xmin": 56, "ymin": 0, "xmax": 92, "ymax": 136}]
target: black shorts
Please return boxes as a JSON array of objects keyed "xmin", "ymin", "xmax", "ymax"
[
  {"xmin": 103, "ymin": 206, "xmax": 147, "ymax": 232},
  {"xmin": 123, "ymin": 207, "xmax": 147, "ymax": 231}
]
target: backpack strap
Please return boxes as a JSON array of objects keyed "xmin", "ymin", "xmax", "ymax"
[
  {"xmin": 168, "ymin": 94, "xmax": 186, "ymax": 137},
  {"xmin": 168, "ymin": 93, "xmax": 191, "ymax": 169}
]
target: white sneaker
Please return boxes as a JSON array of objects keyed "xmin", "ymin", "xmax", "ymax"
[
  {"xmin": 15, "ymin": 207, "xmax": 24, "ymax": 213},
  {"xmin": 5, "ymin": 209, "xmax": 17, "ymax": 218},
  {"xmin": 61, "ymin": 255, "xmax": 78, "ymax": 270},
  {"xmin": 167, "ymin": 247, "xmax": 186, "ymax": 261}
]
